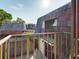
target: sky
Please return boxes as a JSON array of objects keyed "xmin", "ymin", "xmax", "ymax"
[{"xmin": 0, "ymin": 0, "xmax": 71, "ymax": 24}]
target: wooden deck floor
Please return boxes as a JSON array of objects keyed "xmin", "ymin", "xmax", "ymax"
[{"xmin": 11, "ymin": 49, "xmax": 47, "ymax": 59}]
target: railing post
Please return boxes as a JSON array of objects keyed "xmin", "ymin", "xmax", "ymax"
[{"xmin": 0, "ymin": 45, "xmax": 3, "ymax": 59}]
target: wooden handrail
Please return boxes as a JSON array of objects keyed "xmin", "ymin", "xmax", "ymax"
[
  {"xmin": 0, "ymin": 32, "xmax": 71, "ymax": 45},
  {"xmin": 12, "ymin": 32, "xmax": 71, "ymax": 36},
  {"xmin": 0, "ymin": 35, "xmax": 12, "ymax": 45}
]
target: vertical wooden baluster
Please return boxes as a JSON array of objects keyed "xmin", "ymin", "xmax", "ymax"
[
  {"xmin": 76, "ymin": 35, "xmax": 78, "ymax": 59},
  {"xmin": 8, "ymin": 41, "xmax": 10, "ymax": 59},
  {"xmin": 21, "ymin": 38, "xmax": 23, "ymax": 59},
  {"xmin": 5, "ymin": 41, "xmax": 7, "ymax": 59},
  {"xmin": 33, "ymin": 35, "xmax": 35, "ymax": 59},
  {"xmin": 46, "ymin": 34, "xmax": 48, "ymax": 59},
  {"xmin": 60, "ymin": 33, "xmax": 62, "ymax": 59},
  {"xmin": 71, "ymin": 32, "xmax": 74, "ymax": 59},
  {"xmin": 42, "ymin": 34, "xmax": 45, "ymax": 57},
  {"xmin": 54, "ymin": 33, "xmax": 56, "ymax": 59},
  {"xmin": 51, "ymin": 34, "xmax": 52, "ymax": 59},
  {"xmin": 0, "ymin": 45, "xmax": 3, "ymax": 59},
  {"xmin": 70, "ymin": 32, "xmax": 73, "ymax": 59},
  {"xmin": 58, "ymin": 33, "xmax": 60, "ymax": 59},
  {"xmin": 14, "ymin": 37, "xmax": 16, "ymax": 59},
  {"xmin": 26, "ymin": 36, "xmax": 30, "ymax": 59},
  {"xmin": 37, "ymin": 35, "xmax": 40, "ymax": 59},
  {"xmin": 47, "ymin": 34, "xmax": 49, "ymax": 59},
  {"xmin": 66, "ymin": 33, "xmax": 67, "ymax": 59}
]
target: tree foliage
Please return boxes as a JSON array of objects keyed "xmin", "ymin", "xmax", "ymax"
[
  {"xmin": 0, "ymin": 9, "xmax": 25, "ymax": 25},
  {"xmin": 0, "ymin": 9, "xmax": 12, "ymax": 24},
  {"xmin": 13, "ymin": 17, "xmax": 25, "ymax": 24}
]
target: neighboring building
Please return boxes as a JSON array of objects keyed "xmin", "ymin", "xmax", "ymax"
[
  {"xmin": 36, "ymin": 3, "xmax": 72, "ymax": 33},
  {"xmin": 36, "ymin": 3, "xmax": 72, "ymax": 59},
  {"xmin": 26, "ymin": 24, "xmax": 35, "ymax": 32},
  {"xmin": 0, "ymin": 23, "xmax": 26, "ymax": 35}
]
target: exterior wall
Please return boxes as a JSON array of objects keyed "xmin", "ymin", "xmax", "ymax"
[
  {"xmin": 36, "ymin": 3, "xmax": 72, "ymax": 33},
  {"xmin": 35, "ymin": 18, "xmax": 43, "ymax": 32}
]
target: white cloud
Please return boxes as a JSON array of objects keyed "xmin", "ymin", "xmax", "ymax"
[
  {"xmin": 18, "ymin": 3, "xmax": 23, "ymax": 8},
  {"xmin": 10, "ymin": 6, "xmax": 19, "ymax": 10},
  {"xmin": 10, "ymin": 3, "xmax": 23, "ymax": 10}
]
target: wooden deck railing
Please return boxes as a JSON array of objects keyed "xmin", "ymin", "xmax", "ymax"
[
  {"xmin": 0, "ymin": 35, "xmax": 12, "ymax": 59},
  {"xmin": 0, "ymin": 32, "xmax": 73, "ymax": 59}
]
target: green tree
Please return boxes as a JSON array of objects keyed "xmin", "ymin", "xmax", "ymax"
[
  {"xmin": 0, "ymin": 9, "xmax": 12, "ymax": 24},
  {"xmin": 13, "ymin": 17, "xmax": 25, "ymax": 24}
]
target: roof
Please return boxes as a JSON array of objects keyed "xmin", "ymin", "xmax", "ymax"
[{"xmin": 38, "ymin": 2, "xmax": 71, "ymax": 20}]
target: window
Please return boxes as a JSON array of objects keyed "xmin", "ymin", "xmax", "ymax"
[
  {"xmin": 51, "ymin": 19, "xmax": 57, "ymax": 26},
  {"xmin": 45, "ymin": 18, "xmax": 57, "ymax": 32},
  {"xmin": 42, "ymin": 21, "xmax": 45, "ymax": 29},
  {"xmin": 45, "ymin": 18, "xmax": 57, "ymax": 29}
]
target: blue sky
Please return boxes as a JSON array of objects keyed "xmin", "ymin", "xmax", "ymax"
[{"xmin": 0, "ymin": 0, "xmax": 71, "ymax": 24}]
